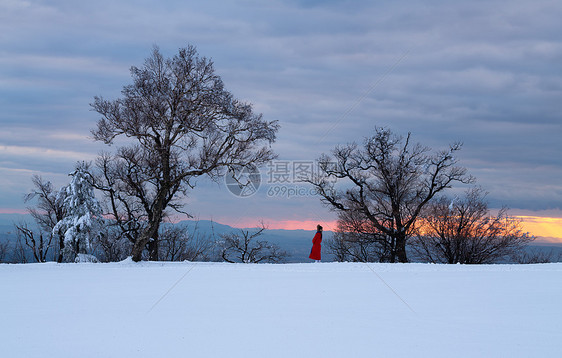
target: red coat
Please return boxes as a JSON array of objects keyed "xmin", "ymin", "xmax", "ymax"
[{"xmin": 308, "ymin": 231, "xmax": 322, "ymax": 260}]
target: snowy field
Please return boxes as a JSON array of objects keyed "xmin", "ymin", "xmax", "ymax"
[{"xmin": 1, "ymin": 261, "xmax": 561, "ymax": 357}]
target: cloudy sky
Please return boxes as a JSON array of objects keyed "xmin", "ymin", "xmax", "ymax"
[{"xmin": 1, "ymin": 0, "xmax": 561, "ymax": 239}]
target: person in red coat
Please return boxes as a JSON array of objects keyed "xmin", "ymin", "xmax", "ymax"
[{"xmin": 309, "ymin": 224, "xmax": 323, "ymax": 261}]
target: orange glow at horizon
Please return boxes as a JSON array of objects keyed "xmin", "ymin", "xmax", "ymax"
[
  {"xmin": 0, "ymin": 208, "xmax": 28, "ymax": 214},
  {"xmin": 264, "ymin": 220, "xmax": 338, "ymax": 231},
  {"xmin": 229, "ymin": 216, "xmax": 562, "ymax": 243},
  {"xmin": 228, "ymin": 219, "xmax": 338, "ymax": 231},
  {"xmin": 2, "ymin": 209, "xmax": 560, "ymax": 242},
  {"xmin": 516, "ymin": 216, "xmax": 562, "ymax": 243}
]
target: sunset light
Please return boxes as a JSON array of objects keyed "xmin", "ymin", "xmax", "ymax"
[
  {"xmin": 517, "ymin": 216, "xmax": 562, "ymax": 243},
  {"xmin": 226, "ymin": 215, "xmax": 562, "ymax": 243}
]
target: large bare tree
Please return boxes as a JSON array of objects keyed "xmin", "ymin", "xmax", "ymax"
[
  {"xmin": 91, "ymin": 46, "xmax": 279, "ymax": 261},
  {"xmin": 307, "ymin": 127, "xmax": 473, "ymax": 263},
  {"xmin": 411, "ymin": 188, "xmax": 534, "ymax": 264}
]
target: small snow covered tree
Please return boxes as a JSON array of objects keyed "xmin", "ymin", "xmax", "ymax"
[{"xmin": 53, "ymin": 162, "xmax": 104, "ymax": 262}]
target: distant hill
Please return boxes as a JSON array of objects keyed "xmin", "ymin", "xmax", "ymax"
[{"xmin": 0, "ymin": 213, "xmax": 34, "ymax": 226}]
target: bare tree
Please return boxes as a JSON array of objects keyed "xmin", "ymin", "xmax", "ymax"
[
  {"xmin": 91, "ymin": 45, "xmax": 279, "ymax": 261},
  {"xmin": 411, "ymin": 188, "xmax": 534, "ymax": 264},
  {"xmin": 159, "ymin": 223, "xmax": 215, "ymax": 262},
  {"xmin": 513, "ymin": 248, "xmax": 562, "ymax": 264},
  {"xmin": 93, "ymin": 152, "xmax": 149, "ymax": 255},
  {"xmin": 90, "ymin": 227, "xmax": 131, "ymax": 263},
  {"xmin": 13, "ymin": 223, "xmax": 52, "ymax": 263},
  {"xmin": 12, "ymin": 234, "xmax": 29, "ymax": 263},
  {"xmin": 24, "ymin": 175, "xmax": 66, "ymax": 262},
  {"xmin": 220, "ymin": 226, "xmax": 289, "ymax": 263},
  {"xmin": 307, "ymin": 127, "xmax": 473, "ymax": 263},
  {"xmin": 0, "ymin": 240, "xmax": 9, "ymax": 262},
  {"xmin": 327, "ymin": 209, "xmax": 391, "ymax": 262}
]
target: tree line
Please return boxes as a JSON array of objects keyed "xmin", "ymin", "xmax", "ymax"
[
  {"xmin": 4, "ymin": 169, "xmax": 287, "ymax": 264},
  {"xmin": 306, "ymin": 128, "xmax": 543, "ymax": 264},
  {"xmin": 1, "ymin": 45, "xmax": 548, "ymax": 264}
]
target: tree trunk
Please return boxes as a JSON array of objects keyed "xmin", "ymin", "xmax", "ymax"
[
  {"xmin": 389, "ymin": 237, "xmax": 396, "ymax": 263},
  {"xmin": 395, "ymin": 234, "xmax": 408, "ymax": 263},
  {"xmin": 148, "ymin": 231, "xmax": 159, "ymax": 261},
  {"xmin": 131, "ymin": 189, "xmax": 168, "ymax": 262},
  {"xmin": 131, "ymin": 219, "xmax": 161, "ymax": 262},
  {"xmin": 57, "ymin": 235, "xmax": 64, "ymax": 263}
]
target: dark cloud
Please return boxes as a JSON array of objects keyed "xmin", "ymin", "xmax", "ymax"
[{"xmin": 1, "ymin": 0, "xmax": 560, "ymax": 220}]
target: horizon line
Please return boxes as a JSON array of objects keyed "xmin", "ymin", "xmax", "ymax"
[{"xmin": 1, "ymin": 210, "xmax": 561, "ymax": 243}]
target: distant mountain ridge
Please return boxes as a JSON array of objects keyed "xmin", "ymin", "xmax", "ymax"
[{"xmin": 0, "ymin": 213, "xmax": 34, "ymax": 226}]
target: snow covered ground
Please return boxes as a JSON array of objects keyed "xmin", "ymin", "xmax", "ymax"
[{"xmin": 1, "ymin": 261, "xmax": 561, "ymax": 357}]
